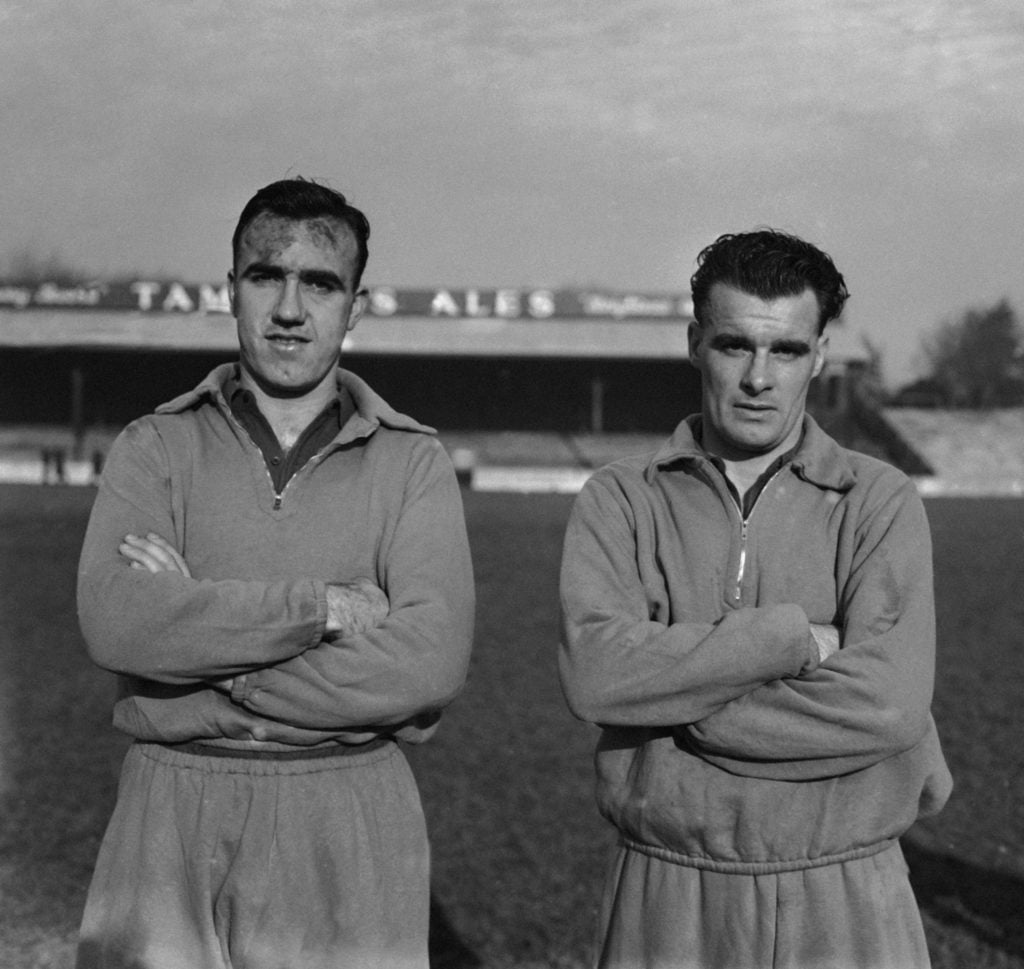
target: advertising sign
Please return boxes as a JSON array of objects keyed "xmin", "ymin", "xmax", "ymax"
[{"xmin": 0, "ymin": 281, "xmax": 693, "ymax": 321}]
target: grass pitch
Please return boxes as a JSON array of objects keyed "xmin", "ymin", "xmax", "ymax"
[{"xmin": 0, "ymin": 485, "xmax": 1021, "ymax": 968}]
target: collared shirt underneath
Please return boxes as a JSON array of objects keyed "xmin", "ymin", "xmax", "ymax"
[
  {"xmin": 225, "ymin": 369, "xmax": 355, "ymax": 494},
  {"xmin": 694, "ymin": 418, "xmax": 801, "ymax": 518}
]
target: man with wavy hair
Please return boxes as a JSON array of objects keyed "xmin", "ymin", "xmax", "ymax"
[
  {"xmin": 77, "ymin": 178, "xmax": 475, "ymax": 968},
  {"xmin": 560, "ymin": 229, "xmax": 950, "ymax": 968}
]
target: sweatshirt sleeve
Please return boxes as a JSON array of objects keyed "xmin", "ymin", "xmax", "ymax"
[
  {"xmin": 558, "ymin": 473, "xmax": 818, "ymax": 728},
  {"xmin": 229, "ymin": 437, "xmax": 475, "ymax": 731},
  {"xmin": 682, "ymin": 476, "xmax": 936, "ymax": 780},
  {"xmin": 77, "ymin": 420, "xmax": 327, "ymax": 683}
]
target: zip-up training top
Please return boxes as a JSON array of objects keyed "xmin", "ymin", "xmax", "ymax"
[
  {"xmin": 559, "ymin": 415, "xmax": 951, "ymax": 872},
  {"xmin": 77, "ymin": 364, "xmax": 475, "ymax": 750}
]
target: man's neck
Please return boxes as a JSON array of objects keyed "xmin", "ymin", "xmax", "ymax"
[
  {"xmin": 238, "ymin": 370, "xmax": 337, "ymax": 451},
  {"xmin": 699, "ymin": 422, "xmax": 801, "ymax": 502},
  {"xmin": 716, "ymin": 454, "xmax": 777, "ymax": 503}
]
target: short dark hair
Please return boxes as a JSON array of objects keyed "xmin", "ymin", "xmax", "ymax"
[
  {"xmin": 690, "ymin": 229, "xmax": 849, "ymax": 333},
  {"xmin": 232, "ymin": 178, "xmax": 371, "ymax": 287}
]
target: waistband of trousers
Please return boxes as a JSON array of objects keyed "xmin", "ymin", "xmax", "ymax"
[
  {"xmin": 152, "ymin": 736, "xmax": 393, "ymax": 761},
  {"xmin": 620, "ymin": 836, "xmax": 897, "ymax": 874}
]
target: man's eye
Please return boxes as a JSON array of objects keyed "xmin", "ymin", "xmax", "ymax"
[{"xmin": 305, "ymin": 279, "xmax": 339, "ymax": 294}]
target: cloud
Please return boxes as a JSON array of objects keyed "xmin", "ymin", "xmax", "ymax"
[{"xmin": 0, "ymin": 0, "xmax": 1022, "ymax": 383}]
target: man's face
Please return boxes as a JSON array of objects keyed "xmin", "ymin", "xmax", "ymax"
[
  {"xmin": 229, "ymin": 214, "xmax": 366, "ymax": 399},
  {"xmin": 688, "ymin": 283, "xmax": 827, "ymax": 462}
]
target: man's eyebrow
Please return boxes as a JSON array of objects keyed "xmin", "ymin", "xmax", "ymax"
[
  {"xmin": 240, "ymin": 261, "xmax": 284, "ymax": 278},
  {"xmin": 709, "ymin": 333, "xmax": 754, "ymax": 349},
  {"xmin": 239, "ymin": 263, "xmax": 347, "ymax": 289},
  {"xmin": 771, "ymin": 339, "xmax": 812, "ymax": 354},
  {"xmin": 298, "ymin": 269, "xmax": 347, "ymax": 289}
]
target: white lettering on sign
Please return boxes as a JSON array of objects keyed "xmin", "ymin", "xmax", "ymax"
[
  {"xmin": 465, "ymin": 290, "xmax": 491, "ymax": 318},
  {"xmin": 426, "ymin": 288, "xmax": 557, "ymax": 319},
  {"xmin": 430, "ymin": 290, "xmax": 460, "ymax": 317},
  {"xmin": 131, "ymin": 281, "xmax": 161, "ymax": 311},
  {"xmin": 495, "ymin": 289, "xmax": 520, "ymax": 318},
  {"xmin": 34, "ymin": 282, "xmax": 103, "ymax": 307},
  {"xmin": 527, "ymin": 290, "xmax": 555, "ymax": 319},
  {"xmin": 0, "ymin": 279, "xmax": 693, "ymax": 320},
  {"xmin": 580, "ymin": 293, "xmax": 675, "ymax": 319},
  {"xmin": 370, "ymin": 288, "xmax": 398, "ymax": 316},
  {"xmin": 162, "ymin": 283, "xmax": 194, "ymax": 313},
  {"xmin": 199, "ymin": 284, "xmax": 231, "ymax": 314},
  {"xmin": 0, "ymin": 286, "xmax": 33, "ymax": 308}
]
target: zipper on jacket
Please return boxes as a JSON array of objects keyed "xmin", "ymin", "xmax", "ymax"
[
  {"xmin": 729, "ymin": 466, "xmax": 786, "ymax": 605},
  {"xmin": 732, "ymin": 519, "xmax": 748, "ymax": 603},
  {"xmin": 226, "ymin": 408, "xmax": 290, "ymax": 513},
  {"xmin": 225, "ymin": 404, "xmax": 340, "ymax": 513},
  {"xmin": 269, "ymin": 453, "xmax": 321, "ymax": 512},
  {"xmin": 271, "ymin": 470, "xmax": 300, "ymax": 512}
]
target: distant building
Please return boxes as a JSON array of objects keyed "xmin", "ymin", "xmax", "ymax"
[{"xmin": 0, "ymin": 279, "xmax": 870, "ymax": 435}]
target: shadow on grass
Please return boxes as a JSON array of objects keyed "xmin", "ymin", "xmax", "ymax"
[
  {"xmin": 429, "ymin": 897, "xmax": 483, "ymax": 968},
  {"xmin": 905, "ymin": 838, "xmax": 1024, "ymax": 962}
]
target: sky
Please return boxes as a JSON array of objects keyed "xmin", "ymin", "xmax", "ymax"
[{"xmin": 1, "ymin": 0, "xmax": 1022, "ymax": 386}]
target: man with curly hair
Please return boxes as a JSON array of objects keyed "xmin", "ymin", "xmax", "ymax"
[{"xmin": 560, "ymin": 229, "xmax": 950, "ymax": 968}]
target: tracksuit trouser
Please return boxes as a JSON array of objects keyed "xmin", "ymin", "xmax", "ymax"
[
  {"xmin": 76, "ymin": 739, "xmax": 429, "ymax": 969},
  {"xmin": 596, "ymin": 840, "xmax": 931, "ymax": 969}
]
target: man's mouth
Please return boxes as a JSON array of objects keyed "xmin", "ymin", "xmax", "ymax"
[
  {"xmin": 734, "ymin": 402, "xmax": 776, "ymax": 417},
  {"xmin": 267, "ymin": 333, "xmax": 309, "ymax": 347}
]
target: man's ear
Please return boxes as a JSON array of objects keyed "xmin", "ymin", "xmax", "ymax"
[
  {"xmin": 346, "ymin": 288, "xmax": 368, "ymax": 334},
  {"xmin": 687, "ymin": 322, "xmax": 703, "ymax": 366},
  {"xmin": 812, "ymin": 332, "xmax": 829, "ymax": 379},
  {"xmin": 227, "ymin": 270, "xmax": 236, "ymax": 316}
]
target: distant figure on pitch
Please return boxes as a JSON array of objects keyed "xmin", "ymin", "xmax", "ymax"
[
  {"xmin": 76, "ymin": 178, "xmax": 475, "ymax": 969},
  {"xmin": 559, "ymin": 229, "xmax": 951, "ymax": 968}
]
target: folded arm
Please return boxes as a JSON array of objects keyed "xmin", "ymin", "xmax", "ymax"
[
  {"xmin": 120, "ymin": 533, "xmax": 390, "ymax": 697},
  {"xmin": 229, "ymin": 438, "xmax": 475, "ymax": 731},
  {"xmin": 683, "ymin": 478, "xmax": 936, "ymax": 780},
  {"xmin": 559, "ymin": 475, "xmax": 818, "ymax": 728},
  {"xmin": 77, "ymin": 420, "xmax": 327, "ymax": 683}
]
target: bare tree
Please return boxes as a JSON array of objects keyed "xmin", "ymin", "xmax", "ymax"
[{"xmin": 920, "ymin": 299, "xmax": 1024, "ymax": 408}]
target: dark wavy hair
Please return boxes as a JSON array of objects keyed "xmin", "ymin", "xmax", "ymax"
[
  {"xmin": 232, "ymin": 178, "xmax": 371, "ymax": 287},
  {"xmin": 690, "ymin": 229, "xmax": 849, "ymax": 333}
]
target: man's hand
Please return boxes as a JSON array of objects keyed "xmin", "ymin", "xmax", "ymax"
[
  {"xmin": 810, "ymin": 623, "xmax": 841, "ymax": 663},
  {"xmin": 119, "ymin": 533, "xmax": 236, "ymax": 686},
  {"xmin": 119, "ymin": 533, "xmax": 192, "ymax": 577},
  {"xmin": 325, "ymin": 578, "xmax": 389, "ymax": 638}
]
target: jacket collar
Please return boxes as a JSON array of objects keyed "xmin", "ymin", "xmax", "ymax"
[
  {"xmin": 645, "ymin": 413, "xmax": 856, "ymax": 492},
  {"xmin": 155, "ymin": 363, "xmax": 436, "ymax": 440}
]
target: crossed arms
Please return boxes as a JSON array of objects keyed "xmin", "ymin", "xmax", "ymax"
[
  {"xmin": 558, "ymin": 471, "xmax": 937, "ymax": 781},
  {"xmin": 78, "ymin": 418, "xmax": 474, "ymax": 736},
  {"xmin": 120, "ymin": 532, "xmax": 389, "ymax": 647}
]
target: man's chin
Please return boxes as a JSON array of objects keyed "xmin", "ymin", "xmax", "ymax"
[
  {"xmin": 721, "ymin": 428, "xmax": 787, "ymax": 459},
  {"xmin": 241, "ymin": 360, "xmax": 338, "ymax": 401}
]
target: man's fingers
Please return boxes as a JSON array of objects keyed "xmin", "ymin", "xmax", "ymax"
[
  {"xmin": 120, "ymin": 533, "xmax": 191, "ymax": 577},
  {"xmin": 144, "ymin": 533, "xmax": 192, "ymax": 577},
  {"xmin": 119, "ymin": 541, "xmax": 164, "ymax": 573}
]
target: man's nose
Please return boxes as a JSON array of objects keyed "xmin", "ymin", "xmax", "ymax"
[
  {"xmin": 273, "ymin": 279, "xmax": 304, "ymax": 325},
  {"xmin": 741, "ymin": 353, "xmax": 772, "ymax": 393}
]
